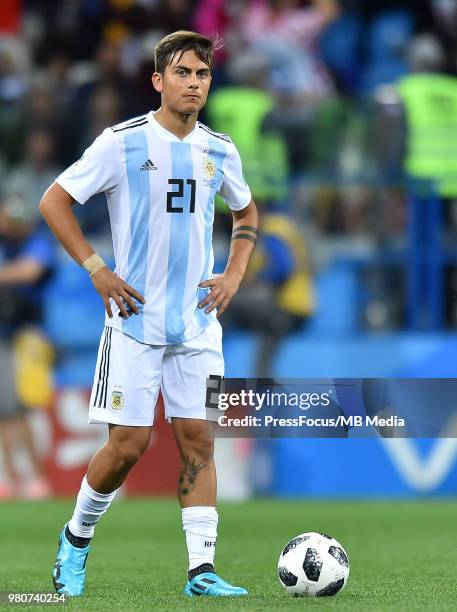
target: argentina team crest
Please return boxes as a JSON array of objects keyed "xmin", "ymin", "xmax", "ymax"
[
  {"xmin": 203, "ymin": 156, "xmax": 216, "ymax": 179},
  {"xmin": 111, "ymin": 390, "xmax": 124, "ymax": 410}
]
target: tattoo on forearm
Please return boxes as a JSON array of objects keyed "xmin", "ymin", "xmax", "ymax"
[
  {"xmin": 178, "ymin": 455, "xmax": 206, "ymax": 496},
  {"xmin": 231, "ymin": 225, "xmax": 258, "ymax": 245},
  {"xmin": 231, "ymin": 233, "xmax": 257, "ymax": 245},
  {"xmin": 236, "ymin": 225, "xmax": 258, "ymax": 235}
]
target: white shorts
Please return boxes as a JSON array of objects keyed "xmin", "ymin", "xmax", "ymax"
[{"xmin": 88, "ymin": 320, "xmax": 224, "ymax": 427}]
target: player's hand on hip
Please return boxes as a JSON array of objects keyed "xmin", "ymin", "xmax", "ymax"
[
  {"xmin": 90, "ymin": 267, "xmax": 145, "ymax": 319},
  {"xmin": 198, "ymin": 273, "xmax": 240, "ymax": 317}
]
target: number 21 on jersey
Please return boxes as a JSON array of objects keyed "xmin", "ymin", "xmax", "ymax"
[{"xmin": 166, "ymin": 179, "xmax": 196, "ymax": 213}]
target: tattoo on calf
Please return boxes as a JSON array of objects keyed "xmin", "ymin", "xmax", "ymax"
[{"xmin": 178, "ymin": 455, "xmax": 206, "ymax": 496}]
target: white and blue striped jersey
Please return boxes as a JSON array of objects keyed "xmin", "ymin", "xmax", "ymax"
[{"xmin": 55, "ymin": 111, "xmax": 252, "ymax": 345}]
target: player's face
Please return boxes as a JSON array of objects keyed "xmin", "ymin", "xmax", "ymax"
[{"xmin": 152, "ymin": 50, "xmax": 212, "ymax": 115}]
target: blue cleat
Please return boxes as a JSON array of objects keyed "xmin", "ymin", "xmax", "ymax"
[
  {"xmin": 184, "ymin": 572, "xmax": 248, "ymax": 597},
  {"xmin": 52, "ymin": 524, "xmax": 90, "ymax": 597}
]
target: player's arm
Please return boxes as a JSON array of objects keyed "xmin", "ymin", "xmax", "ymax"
[
  {"xmin": 0, "ymin": 226, "xmax": 55, "ymax": 285},
  {"xmin": 39, "ymin": 182, "xmax": 145, "ymax": 318},
  {"xmin": 0, "ymin": 259, "xmax": 46, "ymax": 285},
  {"xmin": 199, "ymin": 199, "xmax": 258, "ymax": 317},
  {"xmin": 225, "ymin": 200, "xmax": 259, "ymax": 284}
]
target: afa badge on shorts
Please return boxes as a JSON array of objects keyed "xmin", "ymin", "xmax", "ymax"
[
  {"xmin": 111, "ymin": 390, "xmax": 124, "ymax": 410},
  {"xmin": 203, "ymin": 157, "xmax": 216, "ymax": 179}
]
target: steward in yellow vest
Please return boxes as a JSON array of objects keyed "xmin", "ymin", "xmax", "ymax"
[{"xmin": 397, "ymin": 37, "xmax": 457, "ymax": 196}]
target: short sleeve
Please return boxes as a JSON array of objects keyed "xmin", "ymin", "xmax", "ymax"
[
  {"xmin": 218, "ymin": 144, "xmax": 252, "ymax": 211},
  {"xmin": 55, "ymin": 128, "xmax": 122, "ymax": 205}
]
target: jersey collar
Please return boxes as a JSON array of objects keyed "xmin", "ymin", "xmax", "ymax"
[{"xmin": 148, "ymin": 110, "xmax": 199, "ymax": 143}]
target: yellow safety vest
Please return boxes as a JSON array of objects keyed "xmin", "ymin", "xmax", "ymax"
[
  {"xmin": 398, "ymin": 73, "xmax": 457, "ymax": 196},
  {"xmin": 207, "ymin": 87, "xmax": 288, "ymax": 204}
]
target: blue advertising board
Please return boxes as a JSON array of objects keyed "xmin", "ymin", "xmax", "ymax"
[{"xmin": 252, "ymin": 438, "xmax": 457, "ymax": 497}]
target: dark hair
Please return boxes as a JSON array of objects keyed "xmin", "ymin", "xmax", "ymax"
[{"xmin": 154, "ymin": 30, "xmax": 222, "ymax": 75}]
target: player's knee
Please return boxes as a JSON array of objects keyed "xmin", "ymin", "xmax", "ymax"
[
  {"xmin": 180, "ymin": 435, "xmax": 214, "ymax": 464},
  {"xmin": 115, "ymin": 443, "xmax": 145, "ymax": 467},
  {"xmin": 109, "ymin": 433, "xmax": 150, "ymax": 468}
]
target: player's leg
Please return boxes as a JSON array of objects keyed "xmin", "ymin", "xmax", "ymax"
[
  {"xmin": 172, "ymin": 417, "xmax": 218, "ymax": 572},
  {"xmin": 163, "ymin": 320, "xmax": 247, "ymax": 596},
  {"xmin": 85, "ymin": 423, "xmax": 152, "ymax": 493},
  {"xmin": 68, "ymin": 423, "xmax": 152, "ymax": 538},
  {"xmin": 172, "ymin": 416, "xmax": 247, "ymax": 596},
  {"xmin": 53, "ymin": 424, "xmax": 153, "ymax": 596},
  {"xmin": 53, "ymin": 326, "xmax": 162, "ymax": 596},
  {"xmin": 173, "ymin": 417, "xmax": 216, "ymax": 506}
]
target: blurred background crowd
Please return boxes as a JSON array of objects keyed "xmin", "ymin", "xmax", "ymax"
[{"xmin": 2, "ymin": 0, "xmax": 457, "ymax": 501}]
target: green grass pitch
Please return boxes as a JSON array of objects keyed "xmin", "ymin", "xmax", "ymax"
[{"xmin": 1, "ymin": 498, "xmax": 457, "ymax": 610}]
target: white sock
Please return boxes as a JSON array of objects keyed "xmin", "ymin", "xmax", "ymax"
[
  {"xmin": 68, "ymin": 475, "xmax": 119, "ymax": 538},
  {"xmin": 182, "ymin": 506, "xmax": 218, "ymax": 571}
]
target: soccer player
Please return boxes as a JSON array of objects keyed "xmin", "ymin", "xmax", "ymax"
[{"xmin": 39, "ymin": 31, "xmax": 258, "ymax": 597}]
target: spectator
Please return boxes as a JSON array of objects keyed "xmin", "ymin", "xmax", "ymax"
[
  {"xmin": 2, "ymin": 82, "xmax": 61, "ymax": 167},
  {"xmin": 79, "ymin": 84, "xmax": 122, "ymax": 150},
  {"xmin": 0, "ymin": 40, "xmax": 32, "ymax": 165},
  {"xmin": 61, "ymin": 38, "xmax": 146, "ymax": 164},
  {"xmin": 0, "ymin": 205, "xmax": 55, "ymax": 500},
  {"xmin": 223, "ymin": 208, "xmax": 315, "ymax": 377},
  {"xmin": 207, "ymin": 50, "xmax": 289, "ymax": 206},
  {"xmin": 41, "ymin": 51, "xmax": 75, "ymax": 105},
  {"xmin": 0, "ymin": 39, "xmax": 29, "ymax": 103},
  {"xmin": 36, "ymin": 0, "xmax": 104, "ymax": 63},
  {"xmin": 69, "ymin": 85, "xmax": 122, "ymax": 240},
  {"xmin": 235, "ymin": 0, "xmax": 340, "ymax": 100},
  {"xmin": 73, "ymin": 38, "xmax": 145, "ymax": 118},
  {"xmin": 2, "ymin": 128, "xmax": 61, "ymax": 228},
  {"xmin": 150, "ymin": 0, "xmax": 195, "ymax": 33},
  {"xmin": 223, "ymin": 1, "xmax": 340, "ymax": 176},
  {"xmin": 397, "ymin": 34, "xmax": 457, "ymax": 197}
]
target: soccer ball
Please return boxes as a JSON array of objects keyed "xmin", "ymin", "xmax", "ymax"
[{"xmin": 277, "ymin": 532, "xmax": 349, "ymax": 597}]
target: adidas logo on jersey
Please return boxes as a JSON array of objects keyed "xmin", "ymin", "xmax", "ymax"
[{"xmin": 140, "ymin": 159, "xmax": 157, "ymax": 171}]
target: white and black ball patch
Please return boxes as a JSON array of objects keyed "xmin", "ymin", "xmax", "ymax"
[
  {"xmin": 302, "ymin": 548, "xmax": 323, "ymax": 582},
  {"xmin": 328, "ymin": 545, "xmax": 349, "ymax": 568},
  {"xmin": 317, "ymin": 578, "xmax": 345, "ymax": 597},
  {"xmin": 278, "ymin": 566, "xmax": 298, "ymax": 587},
  {"xmin": 281, "ymin": 535, "xmax": 310, "ymax": 556}
]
